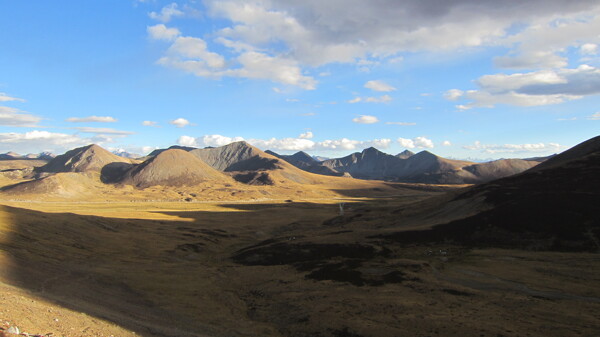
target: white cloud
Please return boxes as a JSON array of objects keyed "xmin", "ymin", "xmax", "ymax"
[
  {"xmin": 144, "ymin": 1, "xmax": 600, "ymax": 91},
  {"xmin": 587, "ymin": 111, "xmax": 600, "ymax": 120},
  {"xmin": 142, "ymin": 146, "xmax": 159, "ymax": 155},
  {"xmin": 149, "ymin": 3, "xmax": 184, "ymax": 23},
  {"xmin": 248, "ymin": 137, "xmax": 315, "ymax": 151},
  {"xmin": 66, "ymin": 116, "xmax": 117, "ymax": 123},
  {"xmin": 158, "ymin": 40, "xmax": 317, "ymax": 89},
  {"xmin": 177, "ymin": 133, "xmax": 393, "ymax": 152},
  {"xmin": 397, "ymin": 136, "xmax": 434, "ymax": 149},
  {"xmin": 581, "ymin": 43, "xmax": 598, "ymax": 55},
  {"xmin": 147, "ymin": 24, "xmax": 181, "ymax": 41},
  {"xmin": 205, "ymin": 0, "xmax": 600, "ymax": 66},
  {"xmin": 316, "ymin": 138, "xmax": 391, "ymax": 151},
  {"xmin": 0, "ymin": 106, "xmax": 42, "ymax": 127},
  {"xmin": 177, "ymin": 135, "xmax": 198, "ymax": 147},
  {"xmin": 444, "ymin": 89, "xmax": 464, "ymax": 101},
  {"xmin": 0, "ymin": 130, "xmax": 92, "ymax": 153},
  {"xmin": 463, "ymin": 140, "xmax": 564, "ymax": 154},
  {"xmin": 442, "ymin": 140, "xmax": 452, "ymax": 146},
  {"xmin": 386, "ymin": 122, "xmax": 416, "ymax": 126},
  {"xmin": 299, "ymin": 131, "xmax": 313, "ymax": 139},
  {"xmin": 348, "ymin": 95, "xmax": 392, "ymax": 104},
  {"xmin": 0, "ymin": 93, "xmax": 25, "ymax": 102},
  {"xmin": 170, "ymin": 118, "xmax": 190, "ymax": 128},
  {"xmin": 413, "ymin": 136, "xmax": 434, "ymax": 148},
  {"xmin": 352, "ymin": 115, "xmax": 379, "ymax": 124},
  {"xmin": 142, "ymin": 120, "xmax": 158, "ymax": 127},
  {"xmin": 451, "ymin": 65, "xmax": 600, "ymax": 108},
  {"xmin": 73, "ymin": 127, "xmax": 134, "ymax": 135},
  {"xmin": 182, "ymin": 134, "xmax": 245, "ymax": 148},
  {"xmin": 364, "ymin": 80, "xmax": 396, "ymax": 92},
  {"xmin": 228, "ymin": 52, "xmax": 317, "ymax": 90},
  {"xmin": 162, "ymin": 36, "xmax": 226, "ymax": 69}
]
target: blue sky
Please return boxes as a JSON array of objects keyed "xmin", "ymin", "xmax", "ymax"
[{"xmin": 1, "ymin": 0, "xmax": 599, "ymax": 159}]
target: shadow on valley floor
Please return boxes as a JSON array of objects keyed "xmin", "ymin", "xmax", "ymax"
[{"xmin": 0, "ymin": 200, "xmax": 394, "ymax": 337}]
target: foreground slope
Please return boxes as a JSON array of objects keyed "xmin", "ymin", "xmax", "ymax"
[{"xmin": 376, "ymin": 135, "xmax": 600, "ymax": 250}]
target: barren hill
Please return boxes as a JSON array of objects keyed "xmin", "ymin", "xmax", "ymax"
[
  {"xmin": 121, "ymin": 149, "xmax": 229, "ymax": 188},
  {"xmin": 266, "ymin": 150, "xmax": 343, "ymax": 177},
  {"xmin": 322, "ymin": 147, "xmax": 404, "ymax": 180},
  {"xmin": 395, "ymin": 150, "xmax": 415, "ymax": 159},
  {"xmin": 40, "ymin": 144, "xmax": 134, "ymax": 173},
  {"xmin": 190, "ymin": 141, "xmax": 279, "ymax": 172}
]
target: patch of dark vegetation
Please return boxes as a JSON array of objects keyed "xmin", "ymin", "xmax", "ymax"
[
  {"xmin": 306, "ymin": 261, "xmax": 415, "ymax": 287},
  {"xmin": 232, "ymin": 243, "xmax": 378, "ymax": 266},
  {"xmin": 442, "ymin": 288, "xmax": 473, "ymax": 296},
  {"xmin": 330, "ymin": 327, "xmax": 366, "ymax": 337},
  {"xmin": 175, "ymin": 242, "xmax": 205, "ymax": 253}
]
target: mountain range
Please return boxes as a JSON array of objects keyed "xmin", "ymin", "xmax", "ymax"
[
  {"xmin": 268, "ymin": 147, "xmax": 545, "ymax": 184},
  {"xmin": 0, "ymin": 151, "xmax": 55, "ymax": 160}
]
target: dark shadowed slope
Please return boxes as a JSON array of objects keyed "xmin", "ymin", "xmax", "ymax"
[
  {"xmin": 380, "ymin": 135, "xmax": 600, "ymax": 251},
  {"xmin": 121, "ymin": 149, "xmax": 229, "ymax": 188},
  {"xmin": 266, "ymin": 150, "xmax": 343, "ymax": 177},
  {"xmin": 322, "ymin": 147, "xmax": 405, "ymax": 180},
  {"xmin": 395, "ymin": 150, "xmax": 415, "ymax": 159},
  {"xmin": 321, "ymin": 147, "xmax": 542, "ymax": 184}
]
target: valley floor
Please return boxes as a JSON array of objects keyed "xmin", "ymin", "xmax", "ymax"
[{"xmin": 0, "ymin": 198, "xmax": 598, "ymax": 337}]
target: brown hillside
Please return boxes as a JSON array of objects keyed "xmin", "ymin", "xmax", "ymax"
[
  {"xmin": 40, "ymin": 144, "xmax": 134, "ymax": 173},
  {"xmin": 122, "ymin": 149, "xmax": 230, "ymax": 188}
]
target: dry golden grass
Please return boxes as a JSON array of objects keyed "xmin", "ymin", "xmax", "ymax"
[{"xmin": 0, "ymin": 195, "xmax": 597, "ymax": 337}]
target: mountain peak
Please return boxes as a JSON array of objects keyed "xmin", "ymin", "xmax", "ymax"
[
  {"xmin": 396, "ymin": 150, "xmax": 415, "ymax": 159},
  {"xmin": 41, "ymin": 144, "xmax": 131, "ymax": 173}
]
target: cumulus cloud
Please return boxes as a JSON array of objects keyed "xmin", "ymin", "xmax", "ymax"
[
  {"xmin": 364, "ymin": 80, "xmax": 396, "ymax": 92},
  {"xmin": 149, "ymin": 3, "xmax": 184, "ymax": 23},
  {"xmin": 442, "ymin": 140, "xmax": 452, "ymax": 146},
  {"xmin": 148, "ymin": 1, "xmax": 600, "ymax": 89},
  {"xmin": 463, "ymin": 140, "xmax": 564, "ymax": 154},
  {"xmin": 170, "ymin": 118, "xmax": 190, "ymax": 128},
  {"xmin": 450, "ymin": 65, "xmax": 600, "ymax": 108},
  {"xmin": 205, "ymin": 0, "xmax": 600, "ymax": 66},
  {"xmin": 397, "ymin": 136, "xmax": 434, "ymax": 149},
  {"xmin": 0, "ymin": 106, "xmax": 42, "ymax": 127},
  {"xmin": 352, "ymin": 115, "xmax": 379, "ymax": 124},
  {"xmin": 493, "ymin": 10, "xmax": 600, "ymax": 70},
  {"xmin": 66, "ymin": 116, "xmax": 117, "ymax": 123},
  {"xmin": 147, "ymin": 24, "xmax": 181, "ymax": 41},
  {"xmin": 157, "ymin": 38, "xmax": 317, "ymax": 89},
  {"xmin": 0, "ymin": 93, "xmax": 25, "ymax": 102}
]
